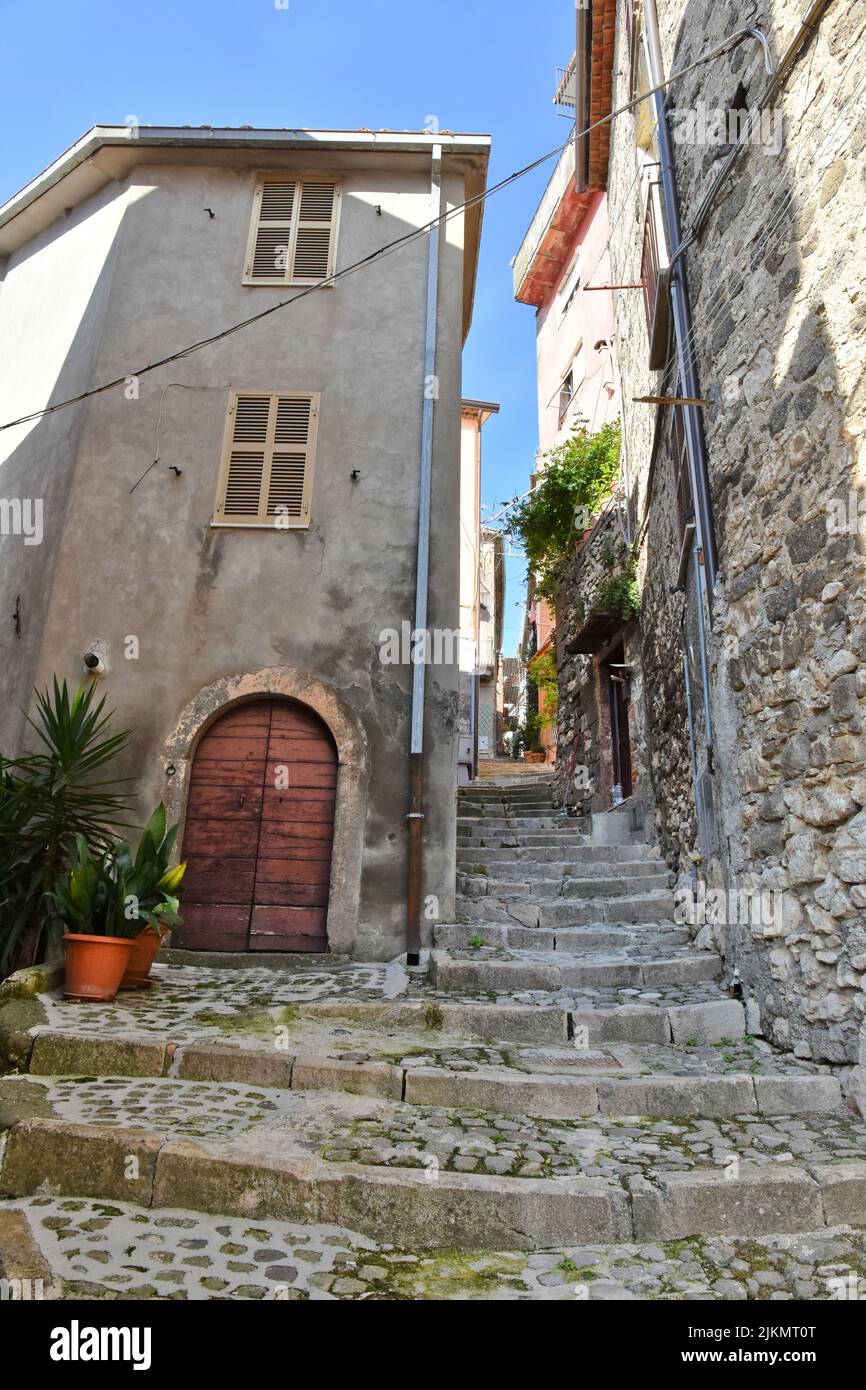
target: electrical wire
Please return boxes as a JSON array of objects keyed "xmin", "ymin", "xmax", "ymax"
[{"xmin": 0, "ymin": 29, "xmax": 783, "ymax": 436}]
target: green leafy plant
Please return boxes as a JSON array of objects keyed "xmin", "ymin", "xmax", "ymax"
[
  {"xmin": 48, "ymin": 804, "xmax": 185, "ymax": 940},
  {"xmin": 528, "ymin": 647, "xmax": 558, "ymax": 729},
  {"xmin": 590, "ymin": 560, "xmax": 641, "ymax": 621},
  {"xmin": 504, "ymin": 419, "xmax": 621, "ymax": 602},
  {"xmin": 0, "ymin": 680, "xmax": 132, "ymax": 972}
]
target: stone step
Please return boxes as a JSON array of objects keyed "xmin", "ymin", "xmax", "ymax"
[
  {"xmin": 3, "ymin": 1080, "xmax": 863, "ymax": 1249},
  {"xmin": 455, "ymin": 890, "xmax": 678, "ymax": 927},
  {"xmin": 5, "ymin": 1193, "xmax": 865, "ymax": 1300},
  {"xmin": 461, "ymin": 811, "xmax": 575, "ymax": 822},
  {"xmin": 1, "ymin": 1047, "xmax": 845, "ymax": 1129},
  {"xmin": 430, "ymin": 948, "xmax": 723, "ymax": 994},
  {"xmin": 456, "ymin": 856, "xmax": 668, "ymax": 881},
  {"xmin": 457, "ymin": 844, "xmax": 661, "ymax": 866},
  {"xmin": 434, "ymin": 923, "xmax": 691, "ymax": 952},
  {"xmin": 457, "ymin": 872, "xmax": 672, "ymax": 900},
  {"xmin": 457, "ymin": 832, "xmax": 593, "ymax": 849}
]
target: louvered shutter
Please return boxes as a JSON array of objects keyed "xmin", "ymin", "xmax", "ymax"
[
  {"xmin": 244, "ymin": 177, "xmax": 339, "ymax": 285},
  {"xmin": 215, "ymin": 392, "xmax": 319, "ymax": 525}
]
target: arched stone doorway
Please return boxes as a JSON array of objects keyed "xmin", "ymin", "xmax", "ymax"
[
  {"xmin": 180, "ymin": 697, "xmax": 337, "ymax": 951},
  {"xmin": 161, "ymin": 667, "xmax": 368, "ymax": 956}
]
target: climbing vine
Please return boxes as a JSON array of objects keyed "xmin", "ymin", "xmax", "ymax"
[{"xmin": 504, "ymin": 418, "xmax": 621, "ymax": 602}]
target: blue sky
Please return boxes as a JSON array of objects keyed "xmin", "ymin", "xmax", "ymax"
[{"xmin": 0, "ymin": 0, "xmax": 576, "ymax": 654}]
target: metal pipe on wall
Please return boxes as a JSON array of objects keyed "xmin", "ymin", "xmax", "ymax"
[
  {"xmin": 406, "ymin": 143, "xmax": 444, "ymax": 966},
  {"xmin": 641, "ymin": 0, "xmax": 719, "ymax": 612}
]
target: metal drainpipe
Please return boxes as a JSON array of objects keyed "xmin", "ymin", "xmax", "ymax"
[
  {"xmin": 641, "ymin": 0, "xmax": 718, "ymax": 613},
  {"xmin": 406, "ymin": 143, "xmax": 443, "ymax": 967}
]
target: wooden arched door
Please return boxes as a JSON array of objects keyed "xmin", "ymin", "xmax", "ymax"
[{"xmin": 181, "ymin": 698, "xmax": 337, "ymax": 952}]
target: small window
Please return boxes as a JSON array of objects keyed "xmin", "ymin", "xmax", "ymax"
[
  {"xmin": 558, "ymin": 370, "xmax": 575, "ymax": 427},
  {"xmin": 243, "ymin": 177, "xmax": 341, "ymax": 285},
  {"xmin": 214, "ymin": 391, "xmax": 319, "ymax": 527},
  {"xmin": 559, "ymin": 256, "xmax": 581, "ymax": 318}
]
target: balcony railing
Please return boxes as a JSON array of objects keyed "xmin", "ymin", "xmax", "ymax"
[{"xmin": 554, "ymin": 54, "xmax": 577, "ymax": 112}]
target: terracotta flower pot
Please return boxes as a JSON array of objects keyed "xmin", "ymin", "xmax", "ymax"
[
  {"xmin": 524, "ymin": 751, "xmax": 545, "ymax": 764},
  {"xmin": 121, "ymin": 926, "xmax": 166, "ymax": 989},
  {"xmin": 63, "ymin": 934, "xmax": 134, "ymax": 1002}
]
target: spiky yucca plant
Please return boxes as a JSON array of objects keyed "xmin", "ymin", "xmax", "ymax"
[{"xmin": 0, "ymin": 679, "xmax": 132, "ymax": 972}]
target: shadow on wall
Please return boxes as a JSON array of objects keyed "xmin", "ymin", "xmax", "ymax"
[{"xmin": 653, "ymin": 0, "xmax": 866, "ymax": 1062}]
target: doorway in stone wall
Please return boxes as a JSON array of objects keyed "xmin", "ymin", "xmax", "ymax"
[
  {"xmin": 606, "ymin": 642, "xmax": 633, "ymax": 801},
  {"xmin": 180, "ymin": 698, "xmax": 337, "ymax": 952}
]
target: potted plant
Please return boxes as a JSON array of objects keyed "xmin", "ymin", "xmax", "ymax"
[
  {"xmin": 48, "ymin": 836, "xmax": 139, "ymax": 1001},
  {"xmin": 48, "ymin": 804, "xmax": 185, "ymax": 1001},
  {"xmin": 117, "ymin": 804, "xmax": 185, "ymax": 989},
  {"xmin": 0, "ymin": 679, "xmax": 131, "ymax": 977}
]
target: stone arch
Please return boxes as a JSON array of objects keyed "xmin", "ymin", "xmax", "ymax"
[{"xmin": 161, "ymin": 667, "xmax": 368, "ymax": 955}]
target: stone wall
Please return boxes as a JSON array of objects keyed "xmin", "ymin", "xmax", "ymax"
[
  {"xmin": 553, "ymin": 499, "xmax": 646, "ymax": 814},
  {"xmin": 598, "ymin": 0, "xmax": 866, "ymax": 1061}
]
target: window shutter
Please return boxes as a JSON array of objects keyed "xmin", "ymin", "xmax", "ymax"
[
  {"xmin": 215, "ymin": 392, "xmax": 319, "ymax": 525},
  {"xmin": 245, "ymin": 177, "xmax": 339, "ymax": 284}
]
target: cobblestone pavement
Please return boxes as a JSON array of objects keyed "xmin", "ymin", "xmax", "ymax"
[
  {"xmin": 6, "ymin": 1198, "xmax": 866, "ymax": 1300},
  {"xmin": 37, "ymin": 963, "xmax": 394, "ymax": 1040},
  {"xmin": 48, "ymin": 1077, "xmax": 295, "ymax": 1140},
  {"xmin": 320, "ymin": 1106, "xmax": 866, "ymax": 1178},
  {"xmin": 15, "ymin": 1074, "xmax": 865, "ymax": 1175}
]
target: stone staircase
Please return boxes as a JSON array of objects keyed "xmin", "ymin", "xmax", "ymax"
[{"xmin": 0, "ymin": 774, "xmax": 864, "ymax": 1300}]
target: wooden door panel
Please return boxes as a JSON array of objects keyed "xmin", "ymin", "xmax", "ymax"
[
  {"xmin": 183, "ymin": 856, "xmax": 256, "ymax": 903},
  {"xmin": 266, "ymin": 734, "xmax": 337, "ymax": 763},
  {"xmin": 180, "ymin": 904, "xmax": 250, "ymax": 951},
  {"xmin": 190, "ymin": 757, "xmax": 268, "ymax": 787},
  {"xmin": 249, "ymin": 905, "xmax": 328, "ymax": 951},
  {"xmin": 194, "ymin": 733, "xmax": 269, "ymax": 762},
  {"xmin": 180, "ymin": 697, "xmax": 336, "ymax": 954},
  {"xmin": 185, "ymin": 783, "xmax": 263, "ymax": 821},
  {"xmin": 263, "ymin": 766, "xmax": 337, "ymax": 793},
  {"xmin": 182, "ymin": 820, "xmax": 260, "ymax": 857},
  {"xmin": 256, "ymin": 854, "xmax": 333, "ymax": 885},
  {"xmin": 262, "ymin": 789, "xmax": 336, "ymax": 821}
]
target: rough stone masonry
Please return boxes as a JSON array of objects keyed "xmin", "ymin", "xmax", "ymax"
[{"xmin": 553, "ymin": 0, "xmax": 866, "ymax": 1066}]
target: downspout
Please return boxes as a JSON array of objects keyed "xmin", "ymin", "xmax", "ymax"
[
  {"xmin": 641, "ymin": 0, "xmax": 719, "ymax": 613},
  {"xmin": 406, "ymin": 143, "xmax": 443, "ymax": 966},
  {"xmin": 574, "ymin": 1, "xmax": 591, "ymax": 193}
]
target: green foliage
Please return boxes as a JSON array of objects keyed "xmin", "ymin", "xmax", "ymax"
[
  {"xmin": 591, "ymin": 560, "xmax": 641, "ymax": 621},
  {"xmin": 0, "ymin": 680, "xmax": 132, "ymax": 972},
  {"xmin": 47, "ymin": 803, "xmax": 186, "ymax": 941},
  {"xmin": 504, "ymin": 419, "xmax": 621, "ymax": 601},
  {"xmin": 527, "ymin": 647, "xmax": 558, "ymax": 729}
]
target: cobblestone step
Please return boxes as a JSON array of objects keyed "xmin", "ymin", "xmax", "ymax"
[
  {"xmin": 3, "ymin": 1195, "xmax": 863, "ymax": 1300},
  {"xmin": 430, "ymin": 947, "xmax": 723, "ymax": 993},
  {"xmin": 3, "ymin": 1082, "xmax": 864, "ymax": 1248}
]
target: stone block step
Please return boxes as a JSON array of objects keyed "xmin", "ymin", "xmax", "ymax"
[
  {"xmin": 2, "ymin": 1049, "xmax": 845, "ymax": 1129},
  {"xmin": 3, "ymin": 1082, "xmax": 863, "ymax": 1248},
  {"xmin": 455, "ymin": 891, "xmax": 678, "ymax": 927},
  {"xmin": 457, "ymin": 872, "xmax": 672, "ymax": 900},
  {"xmin": 434, "ymin": 923, "xmax": 690, "ymax": 952},
  {"xmin": 456, "ymin": 857, "xmax": 668, "ymax": 882},
  {"xmin": 456, "ymin": 845, "xmax": 661, "ymax": 866},
  {"xmin": 430, "ymin": 948, "xmax": 722, "ymax": 994}
]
